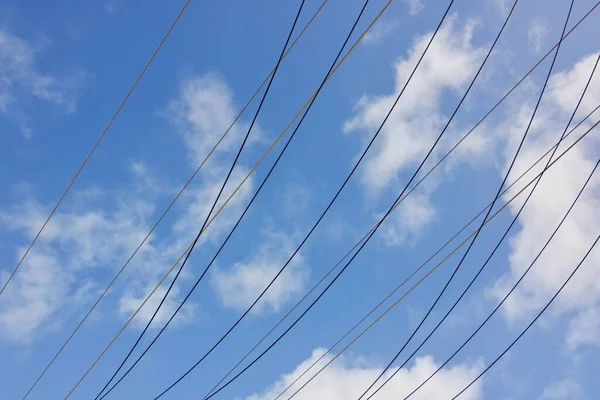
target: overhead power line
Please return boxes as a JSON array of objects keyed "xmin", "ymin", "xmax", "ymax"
[
  {"xmin": 0, "ymin": 0, "xmax": 193, "ymax": 299},
  {"xmin": 19, "ymin": 2, "xmax": 330, "ymax": 397},
  {"xmin": 357, "ymin": 1, "xmax": 574, "ymax": 397},
  {"xmin": 62, "ymin": 0, "xmax": 308, "ymax": 398},
  {"xmin": 371, "ymin": 40, "xmax": 599, "ymax": 400},
  {"xmin": 282, "ymin": 116, "xmax": 600, "ymax": 400},
  {"xmin": 53, "ymin": 0, "xmax": 399, "ymax": 397},
  {"xmin": 452, "ymin": 230, "xmax": 600, "ymax": 399},
  {"xmin": 198, "ymin": 4, "xmax": 600, "ymax": 394},
  {"xmin": 405, "ymin": 154, "xmax": 600, "ymax": 400},
  {"xmin": 95, "ymin": 1, "xmax": 373, "ymax": 398},
  {"xmin": 154, "ymin": 1, "xmax": 461, "ymax": 398}
]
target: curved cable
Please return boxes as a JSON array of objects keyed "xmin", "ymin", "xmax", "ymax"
[
  {"xmin": 283, "ymin": 117, "xmax": 600, "ymax": 400},
  {"xmin": 359, "ymin": 1, "xmax": 574, "ymax": 397},
  {"xmin": 19, "ymin": 3, "xmax": 330, "ymax": 397},
  {"xmin": 452, "ymin": 231, "xmax": 600, "ymax": 399},
  {"xmin": 94, "ymin": 1, "xmax": 371, "ymax": 398},
  {"xmin": 405, "ymin": 158, "xmax": 600, "ymax": 400},
  {"xmin": 198, "ymin": 6, "xmax": 600, "ymax": 395},
  {"xmin": 51, "ymin": 0, "xmax": 392, "ymax": 396},
  {"xmin": 0, "ymin": 0, "xmax": 193, "ymax": 300},
  {"xmin": 379, "ymin": 49, "xmax": 600, "ymax": 400},
  {"xmin": 62, "ymin": 1, "xmax": 308, "ymax": 398},
  {"xmin": 157, "ymin": 1, "xmax": 459, "ymax": 398}
]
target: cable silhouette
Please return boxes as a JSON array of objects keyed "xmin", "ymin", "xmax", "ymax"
[
  {"xmin": 57, "ymin": 2, "xmax": 400, "ymax": 394},
  {"xmin": 19, "ymin": 3, "xmax": 330, "ymax": 397},
  {"xmin": 372, "ymin": 48, "xmax": 599, "ymax": 400},
  {"xmin": 94, "ymin": 1, "xmax": 372, "ymax": 398},
  {"xmin": 283, "ymin": 116, "xmax": 600, "ymax": 400},
  {"xmin": 0, "ymin": 0, "xmax": 193, "ymax": 300},
  {"xmin": 200, "ymin": 5, "xmax": 600, "ymax": 394},
  {"xmin": 404, "ymin": 161, "xmax": 600, "ymax": 400},
  {"xmin": 151, "ymin": 1, "xmax": 460, "ymax": 398},
  {"xmin": 52, "ymin": 0, "xmax": 395, "ymax": 395},
  {"xmin": 452, "ymin": 231, "xmax": 600, "ymax": 399},
  {"xmin": 62, "ymin": 1, "xmax": 308, "ymax": 398},
  {"xmin": 196, "ymin": 1, "xmax": 530, "ymax": 398},
  {"xmin": 358, "ymin": 1, "xmax": 573, "ymax": 397}
]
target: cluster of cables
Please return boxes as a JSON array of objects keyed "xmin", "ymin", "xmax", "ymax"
[{"xmin": 2, "ymin": 0, "xmax": 599, "ymax": 399}]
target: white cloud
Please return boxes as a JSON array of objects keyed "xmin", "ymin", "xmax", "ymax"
[
  {"xmin": 566, "ymin": 306, "xmax": 600, "ymax": 350},
  {"xmin": 379, "ymin": 191, "xmax": 436, "ymax": 247},
  {"xmin": 363, "ymin": 20, "xmax": 399, "ymax": 45},
  {"xmin": 212, "ymin": 230, "xmax": 309, "ymax": 314},
  {"xmin": 404, "ymin": 0, "xmax": 424, "ymax": 16},
  {"xmin": 0, "ymin": 169, "xmax": 173, "ymax": 343},
  {"xmin": 344, "ymin": 17, "xmax": 486, "ymax": 194},
  {"xmin": 528, "ymin": 20, "xmax": 549, "ymax": 54},
  {"xmin": 243, "ymin": 348, "xmax": 483, "ymax": 400},
  {"xmin": 118, "ymin": 282, "xmax": 195, "ymax": 329},
  {"xmin": 0, "ymin": 28, "xmax": 85, "ymax": 136},
  {"xmin": 166, "ymin": 72, "xmax": 263, "ymax": 174},
  {"xmin": 486, "ymin": 52, "xmax": 600, "ymax": 348},
  {"xmin": 540, "ymin": 378, "xmax": 585, "ymax": 400}
]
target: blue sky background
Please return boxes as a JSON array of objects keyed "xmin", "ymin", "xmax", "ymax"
[{"xmin": 1, "ymin": 0, "xmax": 600, "ymax": 399}]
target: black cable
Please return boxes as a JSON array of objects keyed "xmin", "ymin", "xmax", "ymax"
[
  {"xmin": 199, "ymin": 0, "xmax": 525, "ymax": 397},
  {"xmin": 200, "ymin": 6, "xmax": 600, "ymax": 397},
  {"xmin": 379, "ymin": 50, "xmax": 600, "ymax": 400},
  {"xmin": 453, "ymin": 229, "xmax": 600, "ymax": 399},
  {"xmin": 156, "ymin": 1, "xmax": 459, "ymax": 398},
  {"xmin": 95, "ymin": 0, "xmax": 370, "ymax": 398},
  {"xmin": 92, "ymin": 1, "xmax": 307, "ymax": 398},
  {"xmin": 359, "ymin": 1, "xmax": 573, "ymax": 398},
  {"xmin": 404, "ymin": 153, "xmax": 600, "ymax": 400}
]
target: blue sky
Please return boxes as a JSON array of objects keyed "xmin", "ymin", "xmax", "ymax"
[{"xmin": 1, "ymin": 0, "xmax": 600, "ymax": 399}]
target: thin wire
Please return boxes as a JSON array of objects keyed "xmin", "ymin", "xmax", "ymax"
[
  {"xmin": 95, "ymin": 1, "xmax": 371, "ymax": 398},
  {"xmin": 63, "ymin": 1, "xmax": 308, "ymax": 398},
  {"xmin": 405, "ymin": 158, "xmax": 600, "ymax": 400},
  {"xmin": 284, "ymin": 118, "xmax": 600, "ymax": 400},
  {"xmin": 50, "ymin": 1, "xmax": 394, "ymax": 397},
  {"xmin": 452, "ymin": 232, "xmax": 600, "ymax": 399},
  {"xmin": 158, "ymin": 1, "xmax": 458, "ymax": 397},
  {"xmin": 360, "ymin": 1, "xmax": 573, "ymax": 397},
  {"xmin": 202, "ymin": 1, "xmax": 510, "ymax": 398},
  {"xmin": 200, "ymin": 5, "xmax": 600, "ymax": 394},
  {"xmin": 19, "ymin": 2, "xmax": 330, "ymax": 397},
  {"xmin": 382, "ymin": 50, "xmax": 600, "ymax": 400},
  {"xmin": 0, "ymin": 0, "xmax": 193, "ymax": 300}
]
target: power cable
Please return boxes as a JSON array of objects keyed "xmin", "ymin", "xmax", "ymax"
[
  {"xmin": 372, "ymin": 48, "xmax": 599, "ymax": 400},
  {"xmin": 405, "ymin": 159, "xmax": 600, "ymax": 400},
  {"xmin": 358, "ymin": 1, "xmax": 573, "ymax": 397},
  {"xmin": 452, "ymin": 230, "xmax": 600, "ymax": 399},
  {"xmin": 94, "ymin": 1, "xmax": 371, "ymax": 398},
  {"xmin": 157, "ymin": 0, "xmax": 460, "ymax": 397},
  {"xmin": 50, "ymin": 0, "xmax": 398, "ymax": 396},
  {"xmin": 199, "ymin": 5, "xmax": 600, "ymax": 394},
  {"xmin": 0, "ymin": 0, "xmax": 193, "ymax": 300},
  {"xmin": 283, "ymin": 117, "xmax": 600, "ymax": 400},
  {"xmin": 62, "ymin": 0, "xmax": 308, "ymax": 398},
  {"xmin": 19, "ymin": 2, "xmax": 330, "ymax": 397}
]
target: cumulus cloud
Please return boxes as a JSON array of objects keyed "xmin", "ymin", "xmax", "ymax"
[
  {"xmin": 486, "ymin": 52, "xmax": 600, "ymax": 349},
  {"xmin": 0, "ymin": 28, "xmax": 85, "ymax": 136},
  {"xmin": 212, "ymin": 230, "xmax": 309, "ymax": 314},
  {"xmin": 345, "ymin": 17, "xmax": 485, "ymax": 194},
  {"xmin": 0, "ymin": 175, "xmax": 165, "ymax": 343},
  {"xmin": 345, "ymin": 17, "xmax": 486, "ymax": 246},
  {"xmin": 243, "ymin": 348, "xmax": 483, "ymax": 400}
]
